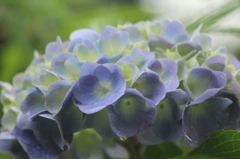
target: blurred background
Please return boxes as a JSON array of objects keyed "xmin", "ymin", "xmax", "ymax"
[
  {"xmin": 0, "ymin": 0, "xmax": 240, "ymax": 158},
  {"xmin": 0, "ymin": 0, "xmax": 240, "ymax": 83}
]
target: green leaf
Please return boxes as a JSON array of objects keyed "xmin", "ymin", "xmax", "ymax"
[
  {"xmin": 211, "ymin": 28, "xmax": 240, "ymax": 37},
  {"xmin": 144, "ymin": 142, "xmax": 183, "ymax": 159},
  {"xmin": 185, "ymin": 2, "xmax": 240, "ymax": 33},
  {"xmin": 0, "ymin": 153, "xmax": 13, "ymax": 159},
  {"xmin": 188, "ymin": 130, "xmax": 240, "ymax": 158}
]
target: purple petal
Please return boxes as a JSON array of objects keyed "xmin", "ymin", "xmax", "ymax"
[
  {"xmin": 183, "ymin": 97, "xmax": 232, "ymax": 147},
  {"xmin": 132, "ymin": 71, "xmax": 166, "ymax": 104},
  {"xmin": 148, "ymin": 34, "xmax": 175, "ymax": 51},
  {"xmin": 148, "ymin": 58, "xmax": 179, "ymax": 91},
  {"xmin": 73, "ymin": 63, "xmax": 126, "ymax": 114},
  {"xmin": 51, "ymin": 52, "xmax": 81, "ymax": 80},
  {"xmin": 79, "ymin": 61, "xmax": 99, "ymax": 78},
  {"xmin": 108, "ymin": 89, "xmax": 157, "ymax": 137},
  {"xmin": 54, "ymin": 86, "xmax": 83, "ymax": 133},
  {"xmin": 204, "ymin": 55, "xmax": 225, "ymax": 71},
  {"xmin": 20, "ymin": 87, "xmax": 46, "ymax": 118},
  {"xmin": 130, "ymin": 47, "xmax": 155, "ymax": 71},
  {"xmin": 153, "ymin": 93, "xmax": 183, "ymax": 141},
  {"xmin": 73, "ymin": 75, "xmax": 101, "ymax": 105},
  {"xmin": 184, "ymin": 67, "xmax": 226, "ymax": 101},
  {"xmin": 0, "ymin": 131, "xmax": 28, "ymax": 158}
]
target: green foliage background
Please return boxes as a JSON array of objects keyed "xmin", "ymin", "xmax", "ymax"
[{"xmin": 0, "ymin": 0, "xmax": 153, "ymax": 83}]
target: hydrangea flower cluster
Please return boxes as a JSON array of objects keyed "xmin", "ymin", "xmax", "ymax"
[{"xmin": 1, "ymin": 19, "xmax": 240, "ymax": 159}]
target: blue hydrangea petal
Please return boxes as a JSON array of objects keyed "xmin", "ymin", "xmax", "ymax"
[
  {"xmin": 164, "ymin": 75, "xmax": 180, "ymax": 92},
  {"xmin": 204, "ymin": 55, "xmax": 233, "ymax": 83},
  {"xmin": 51, "ymin": 52, "xmax": 81, "ymax": 80},
  {"xmin": 54, "ymin": 86, "xmax": 83, "ymax": 133},
  {"xmin": 137, "ymin": 127, "xmax": 163, "ymax": 145},
  {"xmin": 110, "ymin": 32, "xmax": 128, "ymax": 52},
  {"xmin": 148, "ymin": 20, "xmax": 163, "ymax": 35},
  {"xmin": 45, "ymin": 36, "xmax": 64, "ymax": 57},
  {"xmin": 175, "ymin": 42, "xmax": 201, "ymax": 58},
  {"xmin": 148, "ymin": 58, "xmax": 179, "ymax": 91},
  {"xmin": 204, "ymin": 55, "xmax": 225, "ymax": 71},
  {"xmin": 183, "ymin": 97, "xmax": 232, "ymax": 147},
  {"xmin": 95, "ymin": 40, "xmax": 110, "ymax": 56},
  {"xmin": 121, "ymin": 26, "xmax": 143, "ymax": 43},
  {"xmin": 20, "ymin": 87, "xmax": 46, "ymax": 118},
  {"xmin": 227, "ymin": 53, "xmax": 240, "ymax": 70},
  {"xmin": 166, "ymin": 89, "xmax": 189, "ymax": 105},
  {"xmin": 153, "ymin": 92, "xmax": 183, "ymax": 141},
  {"xmin": 83, "ymin": 107, "xmax": 116, "ymax": 140},
  {"xmin": 148, "ymin": 34, "xmax": 175, "ymax": 51},
  {"xmin": 79, "ymin": 61, "xmax": 99, "ymax": 78},
  {"xmin": 74, "ymin": 75, "xmax": 126, "ymax": 114},
  {"xmin": 161, "ymin": 20, "xmax": 188, "ymax": 42},
  {"xmin": 130, "ymin": 47, "xmax": 155, "ymax": 71},
  {"xmin": 97, "ymin": 54, "xmax": 123, "ymax": 64},
  {"xmin": 108, "ymin": 89, "xmax": 157, "ymax": 137},
  {"xmin": 97, "ymin": 26, "xmax": 128, "ymax": 56},
  {"xmin": 116, "ymin": 55, "xmax": 140, "ymax": 86},
  {"xmin": 189, "ymin": 24, "xmax": 202, "ymax": 43},
  {"xmin": 1, "ymin": 108, "xmax": 18, "ymax": 130},
  {"xmin": 73, "ymin": 63, "xmax": 126, "ymax": 114},
  {"xmin": 69, "ymin": 28, "xmax": 100, "ymax": 42},
  {"xmin": 216, "ymin": 91, "xmax": 240, "ymax": 127},
  {"xmin": 16, "ymin": 113, "xmax": 71, "ymax": 152},
  {"xmin": 13, "ymin": 73, "xmax": 34, "ymax": 93},
  {"xmin": 101, "ymin": 26, "xmax": 120, "ymax": 40},
  {"xmin": 73, "ymin": 40, "xmax": 99, "ymax": 62},
  {"xmin": 73, "ymin": 75, "xmax": 102, "ymax": 105},
  {"xmin": 64, "ymin": 57, "xmax": 83, "ymax": 79},
  {"xmin": 132, "ymin": 71, "xmax": 166, "ymax": 104},
  {"xmin": 0, "ymin": 131, "xmax": 29, "ymax": 158},
  {"xmin": 12, "ymin": 126, "xmax": 62, "ymax": 159},
  {"xmin": 32, "ymin": 69, "xmax": 59, "ymax": 91},
  {"xmin": 45, "ymin": 42, "xmax": 58, "ymax": 56},
  {"xmin": 184, "ymin": 67, "xmax": 227, "ymax": 101},
  {"xmin": 45, "ymin": 80, "xmax": 73, "ymax": 114},
  {"xmin": 94, "ymin": 65, "xmax": 111, "ymax": 82},
  {"xmin": 68, "ymin": 38, "xmax": 82, "ymax": 52}
]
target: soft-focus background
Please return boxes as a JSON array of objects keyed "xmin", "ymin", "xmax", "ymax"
[{"xmin": 0, "ymin": 0, "xmax": 240, "ymax": 158}]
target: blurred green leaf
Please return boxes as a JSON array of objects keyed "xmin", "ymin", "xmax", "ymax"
[
  {"xmin": 184, "ymin": 2, "xmax": 240, "ymax": 32},
  {"xmin": 186, "ymin": 130, "xmax": 240, "ymax": 159},
  {"xmin": 0, "ymin": 153, "xmax": 13, "ymax": 159},
  {"xmin": 211, "ymin": 28, "xmax": 240, "ymax": 37},
  {"xmin": 144, "ymin": 142, "xmax": 183, "ymax": 159}
]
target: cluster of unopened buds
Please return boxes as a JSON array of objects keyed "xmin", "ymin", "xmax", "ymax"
[{"xmin": 0, "ymin": 19, "xmax": 240, "ymax": 159}]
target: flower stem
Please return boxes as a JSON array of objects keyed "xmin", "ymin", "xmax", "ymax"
[{"xmin": 114, "ymin": 137, "xmax": 145, "ymax": 159}]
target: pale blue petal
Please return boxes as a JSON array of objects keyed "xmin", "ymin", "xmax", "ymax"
[
  {"xmin": 69, "ymin": 28, "xmax": 100, "ymax": 42},
  {"xmin": 148, "ymin": 34, "xmax": 174, "ymax": 51},
  {"xmin": 161, "ymin": 21, "xmax": 188, "ymax": 42},
  {"xmin": 45, "ymin": 80, "xmax": 73, "ymax": 114},
  {"xmin": 184, "ymin": 67, "xmax": 226, "ymax": 101},
  {"xmin": 20, "ymin": 87, "xmax": 46, "ymax": 118}
]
